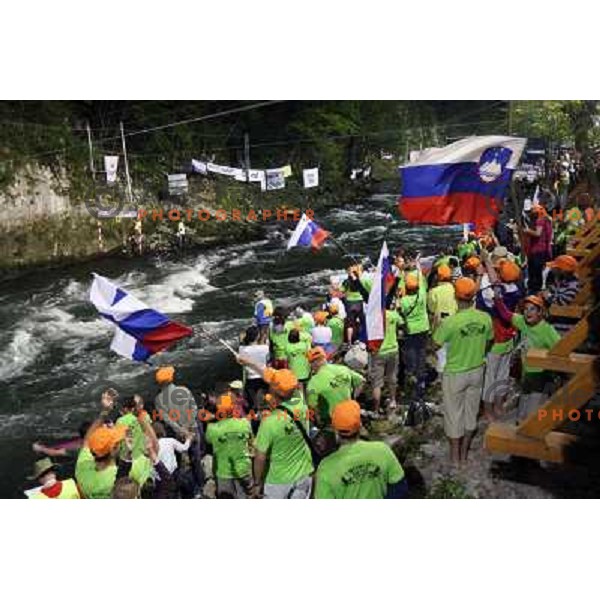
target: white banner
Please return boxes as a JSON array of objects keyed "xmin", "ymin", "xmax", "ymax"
[
  {"xmin": 266, "ymin": 168, "xmax": 286, "ymax": 191},
  {"xmin": 168, "ymin": 173, "xmax": 188, "ymax": 195},
  {"xmin": 248, "ymin": 169, "xmax": 264, "ymax": 182},
  {"xmin": 191, "ymin": 159, "xmax": 207, "ymax": 175},
  {"xmin": 207, "ymin": 163, "xmax": 239, "ymax": 178},
  {"xmin": 104, "ymin": 156, "xmax": 119, "ymax": 183},
  {"xmin": 232, "ymin": 168, "xmax": 247, "ymax": 181},
  {"xmin": 303, "ymin": 167, "xmax": 319, "ymax": 188}
]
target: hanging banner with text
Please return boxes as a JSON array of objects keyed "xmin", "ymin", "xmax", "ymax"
[
  {"xmin": 303, "ymin": 167, "xmax": 319, "ymax": 188},
  {"xmin": 104, "ymin": 156, "xmax": 119, "ymax": 183}
]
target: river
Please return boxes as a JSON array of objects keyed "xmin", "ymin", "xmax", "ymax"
[{"xmin": 0, "ymin": 194, "xmax": 461, "ymax": 498}]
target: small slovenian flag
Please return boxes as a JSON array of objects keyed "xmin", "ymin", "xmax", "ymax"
[
  {"xmin": 365, "ymin": 242, "xmax": 393, "ymax": 352},
  {"xmin": 287, "ymin": 213, "xmax": 330, "ymax": 251},
  {"xmin": 89, "ymin": 273, "xmax": 193, "ymax": 362},
  {"xmin": 398, "ymin": 135, "xmax": 526, "ymax": 229}
]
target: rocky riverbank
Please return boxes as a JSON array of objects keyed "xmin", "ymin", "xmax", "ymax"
[{"xmin": 0, "ymin": 163, "xmax": 376, "ymax": 282}]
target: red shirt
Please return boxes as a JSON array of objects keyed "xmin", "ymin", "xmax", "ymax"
[{"xmin": 527, "ymin": 217, "xmax": 552, "ymax": 257}]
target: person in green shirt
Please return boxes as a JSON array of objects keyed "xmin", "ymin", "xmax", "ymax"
[
  {"xmin": 457, "ymin": 234, "xmax": 479, "ymax": 261},
  {"xmin": 432, "ymin": 277, "xmax": 493, "ymax": 464},
  {"xmin": 327, "ymin": 303, "xmax": 345, "ymax": 349},
  {"xmin": 285, "ymin": 328, "xmax": 312, "ymax": 385},
  {"xmin": 341, "ymin": 264, "xmax": 369, "ymax": 343},
  {"xmin": 369, "ymin": 308, "xmax": 402, "ymax": 414},
  {"xmin": 494, "ymin": 293, "xmax": 561, "ymax": 424},
  {"xmin": 306, "ymin": 347, "xmax": 365, "ymax": 426},
  {"xmin": 427, "ymin": 264, "xmax": 458, "ymax": 331},
  {"xmin": 399, "ymin": 272, "xmax": 430, "ymax": 399},
  {"xmin": 115, "ymin": 396, "xmax": 148, "ymax": 460},
  {"xmin": 75, "ymin": 392, "xmax": 154, "ymax": 498},
  {"xmin": 236, "ymin": 353, "xmax": 313, "ymax": 499},
  {"xmin": 205, "ymin": 394, "xmax": 254, "ymax": 498},
  {"xmin": 315, "ymin": 400, "xmax": 407, "ymax": 499},
  {"xmin": 269, "ymin": 308, "xmax": 289, "ymax": 369}
]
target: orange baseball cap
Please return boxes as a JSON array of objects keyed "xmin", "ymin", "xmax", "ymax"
[
  {"xmin": 331, "ymin": 400, "xmax": 361, "ymax": 436},
  {"xmin": 314, "ymin": 311, "xmax": 329, "ymax": 325},
  {"xmin": 155, "ymin": 366, "xmax": 175, "ymax": 385},
  {"xmin": 546, "ymin": 255, "xmax": 578, "ymax": 273},
  {"xmin": 216, "ymin": 394, "xmax": 234, "ymax": 415},
  {"xmin": 524, "ymin": 295, "xmax": 546, "ymax": 309},
  {"xmin": 454, "ymin": 277, "xmax": 477, "ymax": 300},
  {"xmin": 464, "ymin": 256, "xmax": 481, "ymax": 271},
  {"xmin": 307, "ymin": 346, "xmax": 327, "ymax": 362},
  {"xmin": 263, "ymin": 368, "xmax": 298, "ymax": 396},
  {"xmin": 497, "ymin": 260, "xmax": 521, "ymax": 283},
  {"xmin": 88, "ymin": 425, "xmax": 127, "ymax": 458},
  {"xmin": 405, "ymin": 273, "xmax": 419, "ymax": 291},
  {"xmin": 437, "ymin": 264, "xmax": 452, "ymax": 282}
]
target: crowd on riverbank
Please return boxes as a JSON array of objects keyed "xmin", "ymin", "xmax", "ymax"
[{"xmin": 27, "ymin": 185, "xmax": 595, "ymax": 499}]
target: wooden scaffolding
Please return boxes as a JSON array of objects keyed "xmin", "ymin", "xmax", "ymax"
[{"xmin": 485, "ymin": 218, "xmax": 600, "ymax": 462}]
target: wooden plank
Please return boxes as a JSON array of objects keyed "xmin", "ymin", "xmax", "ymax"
[
  {"xmin": 549, "ymin": 304, "xmax": 588, "ymax": 319},
  {"xmin": 517, "ymin": 364, "xmax": 598, "ymax": 438},
  {"xmin": 525, "ymin": 349, "xmax": 596, "ymax": 373},
  {"xmin": 574, "ymin": 281, "xmax": 592, "ymax": 305},
  {"xmin": 550, "ymin": 317, "xmax": 589, "ymax": 356},
  {"xmin": 485, "ymin": 422, "xmax": 577, "ymax": 462}
]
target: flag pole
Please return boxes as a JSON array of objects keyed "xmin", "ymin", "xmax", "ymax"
[
  {"xmin": 328, "ymin": 235, "xmax": 361, "ymax": 265},
  {"xmin": 195, "ymin": 324, "xmax": 237, "ymax": 356}
]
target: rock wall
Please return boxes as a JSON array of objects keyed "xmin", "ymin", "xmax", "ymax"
[{"xmin": 0, "ymin": 165, "xmax": 122, "ymax": 277}]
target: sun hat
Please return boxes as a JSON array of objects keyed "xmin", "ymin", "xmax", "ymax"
[
  {"xmin": 454, "ymin": 277, "xmax": 477, "ymax": 301},
  {"xmin": 88, "ymin": 425, "xmax": 127, "ymax": 458},
  {"xmin": 331, "ymin": 400, "xmax": 361, "ymax": 436}
]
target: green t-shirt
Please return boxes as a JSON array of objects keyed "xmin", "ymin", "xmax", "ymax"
[
  {"xmin": 458, "ymin": 241, "xmax": 477, "ymax": 260},
  {"xmin": 299, "ymin": 314, "xmax": 315, "ymax": 332},
  {"xmin": 427, "ymin": 282, "xmax": 458, "ymax": 321},
  {"xmin": 378, "ymin": 310, "xmax": 401, "ymax": 355},
  {"xmin": 307, "ymin": 364, "xmax": 365, "ymax": 423},
  {"xmin": 342, "ymin": 277, "xmax": 369, "ymax": 302},
  {"xmin": 491, "ymin": 338, "xmax": 514, "ymax": 355},
  {"xmin": 328, "ymin": 316, "xmax": 345, "ymax": 347},
  {"xmin": 75, "ymin": 448, "xmax": 151, "ymax": 499},
  {"xmin": 433, "ymin": 308, "xmax": 493, "ymax": 373},
  {"xmin": 115, "ymin": 413, "xmax": 145, "ymax": 459},
  {"xmin": 315, "ymin": 440, "xmax": 404, "ymax": 499},
  {"xmin": 399, "ymin": 292, "xmax": 430, "ymax": 335},
  {"xmin": 511, "ymin": 315, "xmax": 561, "ymax": 374},
  {"xmin": 286, "ymin": 339, "xmax": 312, "ymax": 380},
  {"xmin": 270, "ymin": 326, "xmax": 289, "ymax": 360},
  {"xmin": 205, "ymin": 417, "xmax": 252, "ymax": 479},
  {"xmin": 254, "ymin": 399, "xmax": 313, "ymax": 485}
]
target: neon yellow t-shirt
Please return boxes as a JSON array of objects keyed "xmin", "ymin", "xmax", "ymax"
[
  {"xmin": 205, "ymin": 417, "xmax": 252, "ymax": 479},
  {"xmin": 254, "ymin": 399, "xmax": 313, "ymax": 485},
  {"xmin": 286, "ymin": 339, "xmax": 312, "ymax": 380},
  {"xmin": 307, "ymin": 364, "xmax": 365, "ymax": 423},
  {"xmin": 512, "ymin": 315, "xmax": 561, "ymax": 374},
  {"xmin": 433, "ymin": 308, "xmax": 493, "ymax": 373},
  {"xmin": 315, "ymin": 440, "xmax": 404, "ymax": 499},
  {"xmin": 427, "ymin": 282, "xmax": 458, "ymax": 321},
  {"xmin": 378, "ymin": 310, "xmax": 401, "ymax": 355}
]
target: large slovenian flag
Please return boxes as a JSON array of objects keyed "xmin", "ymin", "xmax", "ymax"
[
  {"xmin": 287, "ymin": 213, "xmax": 330, "ymax": 251},
  {"xmin": 398, "ymin": 136, "xmax": 526, "ymax": 228},
  {"xmin": 365, "ymin": 242, "xmax": 394, "ymax": 352},
  {"xmin": 90, "ymin": 273, "xmax": 193, "ymax": 361}
]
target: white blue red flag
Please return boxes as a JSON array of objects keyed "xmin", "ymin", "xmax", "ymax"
[
  {"xmin": 287, "ymin": 213, "xmax": 330, "ymax": 251},
  {"xmin": 398, "ymin": 136, "xmax": 526, "ymax": 228},
  {"xmin": 89, "ymin": 273, "xmax": 193, "ymax": 361},
  {"xmin": 365, "ymin": 242, "xmax": 394, "ymax": 352}
]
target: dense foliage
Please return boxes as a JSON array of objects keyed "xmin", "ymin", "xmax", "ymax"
[{"xmin": 0, "ymin": 101, "xmax": 507, "ymax": 191}]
